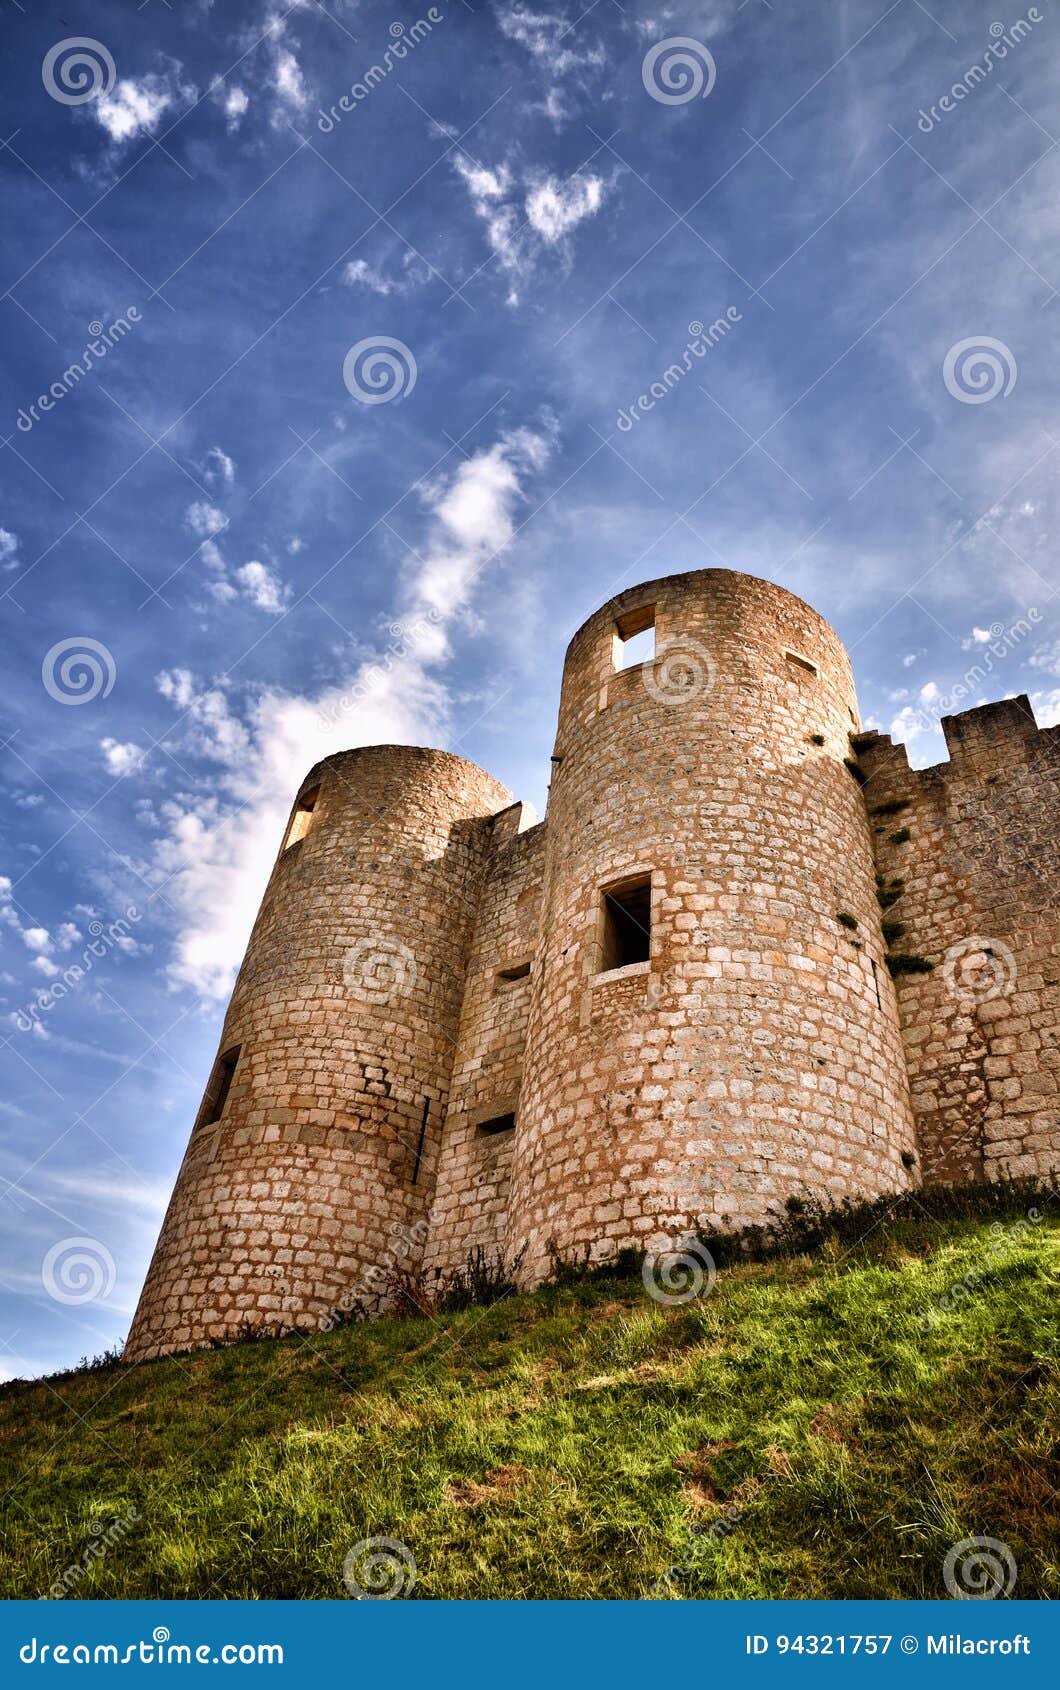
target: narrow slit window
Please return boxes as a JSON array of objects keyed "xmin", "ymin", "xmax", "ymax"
[
  {"xmin": 477, "ymin": 1111, "xmax": 516, "ymax": 1136},
  {"xmin": 612, "ymin": 604, "xmax": 656, "ymax": 671},
  {"xmin": 196, "ymin": 1044, "xmax": 240, "ymax": 1130},
  {"xmin": 495, "ymin": 959, "xmax": 531, "ymax": 989},
  {"xmin": 600, "ymin": 874, "xmax": 652, "ymax": 972},
  {"xmin": 785, "ymin": 649, "xmax": 818, "ymax": 677},
  {"xmin": 284, "ymin": 784, "xmax": 319, "ymax": 849}
]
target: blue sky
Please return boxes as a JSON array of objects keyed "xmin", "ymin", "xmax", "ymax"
[{"xmin": 1, "ymin": 0, "xmax": 1059, "ymax": 1378}]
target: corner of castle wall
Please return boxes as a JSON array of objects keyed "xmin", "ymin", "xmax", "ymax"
[{"xmin": 940, "ymin": 694, "xmax": 1040, "ymax": 765}]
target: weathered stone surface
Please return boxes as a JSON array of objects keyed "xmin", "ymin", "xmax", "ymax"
[{"xmin": 125, "ymin": 571, "xmax": 1059, "ymax": 1363}]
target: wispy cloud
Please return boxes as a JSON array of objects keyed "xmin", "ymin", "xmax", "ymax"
[{"xmin": 154, "ymin": 422, "xmax": 553, "ymax": 999}]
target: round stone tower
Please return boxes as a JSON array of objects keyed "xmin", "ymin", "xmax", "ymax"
[
  {"xmin": 505, "ymin": 569, "xmax": 918, "ymax": 1279},
  {"xmin": 125, "ymin": 745, "xmax": 510, "ymax": 1361}
]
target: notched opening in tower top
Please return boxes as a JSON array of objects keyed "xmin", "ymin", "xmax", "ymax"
[
  {"xmin": 612, "ymin": 604, "xmax": 656, "ymax": 671},
  {"xmin": 599, "ymin": 873, "xmax": 653, "ymax": 972},
  {"xmin": 195, "ymin": 1044, "xmax": 241, "ymax": 1130},
  {"xmin": 284, "ymin": 784, "xmax": 319, "ymax": 849}
]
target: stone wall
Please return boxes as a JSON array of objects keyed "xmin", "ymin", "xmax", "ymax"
[
  {"xmin": 505, "ymin": 570, "xmax": 919, "ymax": 1282},
  {"xmin": 858, "ymin": 698, "xmax": 1060, "ymax": 1185},
  {"xmin": 421, "ymin": 806, "xmax": 545, "ymax": 1280},
  {"xmin": 125, "ymin": 745, "xmax": 510, "ymax": 1361}
]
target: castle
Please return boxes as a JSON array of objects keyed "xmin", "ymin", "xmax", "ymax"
[{"xmin": 125, "ymin": 569, "xmax": 1060, "ymax": 1361}]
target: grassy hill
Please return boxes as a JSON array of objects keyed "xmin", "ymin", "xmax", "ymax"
[{"xmin": 2, "ymin": 1189, "xmax": 1058, "ymax": 1600}]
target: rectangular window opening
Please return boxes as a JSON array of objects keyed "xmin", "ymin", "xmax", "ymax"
[
  {"xmin": 612, "ymin": 604, "xmax": 656, "ymax": 671},
  {"xmin": 785, "ymin": 649, "xmax": 818, "ymax": 677},
  {"xmin": 196, "ymin": 1044, "xmax": 241, "ymax": 1130},
  {"xmin": 495, "ymin": 959, "xmax": 531, "ymax": 988},
  {"xmin": 477, "ymin": 1111, "xmax": 516, "ymax": 1136},
  {"xmin": 600, "ymin": 874, "xmax": 652, "ymax": 972},
  {"xmin": 284, "ymin": 784, "xmax": 319, "ymax": 849}
]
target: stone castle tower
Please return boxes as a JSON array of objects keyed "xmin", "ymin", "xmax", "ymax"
[{"xmin": 126, "ymin": 569, "xmax": 1060, "ymax": 1360}]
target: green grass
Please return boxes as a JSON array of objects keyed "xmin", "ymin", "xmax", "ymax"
[{"xmin": 1, "ymin": 1207, "xmax": 1058, "ymax": 1600}]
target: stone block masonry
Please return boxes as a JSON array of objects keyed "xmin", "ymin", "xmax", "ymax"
[{"xmin": 125, "ymin": 571, "xmax": 1060, "ymax": 1361}]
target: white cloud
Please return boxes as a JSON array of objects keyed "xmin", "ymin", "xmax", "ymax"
[
  {"xmin": 272, "ymin": 48, "xmax": 307, "ymax": 112},
  {"xmin": 919, "ymin": 680, "xmax": 940, "ymax": 703},
  {"xmin": 155, "ymin": 675, "xmax": 250, "ymax": 762},
  {"xmin": 55, "ymin": 922, "xmax": 82, "ymax": 950},
  {"xmin": 889, "ymin": 704, "xmax": 933, "ymax": 746},
  {"xmin": 100, "ymin": 739, "xmax": 146, "ymax": 777},
  {"xmin": 235, "ymin": 559, "xmax": 290, "ymax": 614},
  {"xmin": 342, "ymin": 259, "xmax": 394, "ymax": 296},
  {"xmin": 495, "ymin": 6, "xmax": 597, "ymax": 73},
  {"xmin": 203, "ymin": 446, "xmax": 236, "ymax": 488},
  {"xmin": 156, "ymin": 667, "xmax": 197, "ymax": 711},
  {"xmin": 31, "ymin": 956, "xmax": 59, "ymax": 979},
  {"xmin": 525, "ymin": 173, "xmax": 605, "ymax": 243},
  {"xmin": 156, "ymin": 423, "xmax": 552, "ymax": 999},
  {"xmin": 93, "ymin": 71, "xmax": 190, "ymax": 145},
  {"xmin": 452, "ymin": 154, "xmax": 611, "ymax": 297},
  {"xmin": 902, "ymin": 653, "xmax": 918, "ymax": 667},
  {"xmin": 224, "ymin": 85, "xmax": 249, "ymax": 130},
  {"xmin": 185, "ymin": 501, "xmax": 228, "ymax": 538},
  {"xmin": 0, "ymin": 527, "xmax": 18, "ymax": 569}
]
